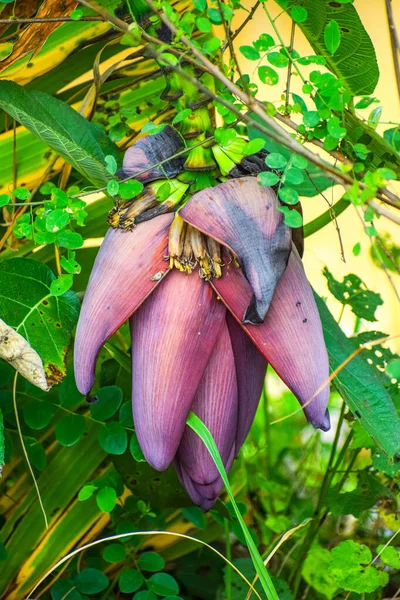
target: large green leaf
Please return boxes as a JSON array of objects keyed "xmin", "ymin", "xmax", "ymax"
[
  {"xmin": 275, "ymin": 0, "xmax": 379, "ymax": 95},
  {"xmin": 0, "ymin": 421, "xmax": 106, "ymax": 596},
  {"xmin": 0, "ymin": 258, "xmax": 80, "ymax": 387},
  {"xmin": 0, "ymin": 81, "xmax": 119, "ymax": 187},
  {"xmin": 315, "ymin": 293, "xmax": 400, "ymax": 459}
]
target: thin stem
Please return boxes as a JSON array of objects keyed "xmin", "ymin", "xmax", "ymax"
[
  {"xmin": 54, "ymin": 246, "xmax": 62, "ymax": 276},
  {"xmin": 303, "ymin": 197, "xmax": 351, "ymax": 238},
  {"xmin": 285, "ymin": 21, "xmax": 296, "ymax": 113},
  {"xmin": 385, "ymin": 0, "xmax": 400, "ymax": 104},
  {"xmin": 0, "ymin": 16, "xmax": 103, "ymax": 24},
  {"xmin": 229, "ymin": 0, "xmax": 261, "ymax": 46},
  {"xmin": 224, "ymin": 519, "xmax": 232, "ymax": 600},
  {"xmin": 12, "ymin": 372, "xmax": 48, "ymax": 529}
]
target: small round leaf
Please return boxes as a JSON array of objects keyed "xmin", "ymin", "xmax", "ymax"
[
  {"xmin": 138, "ymin": 552, "xmax": 165, "ymax": 572},
  {"xmin": 147, "ymin": 573, "xmax": 179, "ymax": 596},
  {"xmin": 98, "ymin": 422, "xmax": 128, "ymax": 454},
  {"xmin": 56, "ymin": 414, "xmax": 86, "ymax": 447},
  {"xmin": 96, "ymin": 486, "xmax": 117, "ymax": 512},
  {"xmin": 119, "ymin": 568, "xmax": 144, "ymax": 593},
  {"xmin": 76, "ymin": 568, "xmax": 108, "ymax": 594},
  {"xmin": 90, "ymin": 386, "xmax": 123, "ymax": 421}
]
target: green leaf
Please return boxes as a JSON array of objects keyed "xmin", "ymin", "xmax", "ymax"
[
  {"xmin": 258, "ymin": 66, "xmax": 279, "ymax": 86},
  {"xmin": 138, "ymin": 551, "xmax": 165, "ymax": 572},
  {"xmin": 50, "ymin": 274, "xmax": 73, "ymax": 296},
  {"xmin": 103, "ymin": 543, "xmax": 126, "ymax": 563},
  {"xmin": 90, "ymin": 386, "xmax": 123, "ymax": 421},
  {"xmin": 172, "ymin": 108, "xmax": 192, "ymax": 125},
  {"xmin": 0, "ymin": 81, "xmax": 119, "ymax": 187},
  {"xmin": 323, "ymin": 268, "xmax": 383, "ymax": 321},
  {"xmin": 278, "ymin": 206, "xmax": 303, "ymax": 227},
  {"xmin": 98, "ymin": 421, "xmax": 128, "ymax": 455},
  {"xmin": 13, "ymin": 188, "xmax": 31, "ymax": 200},
  {"xmin": 265, "ymin": 152, "xmax": 288, "ymax": 169},
  {"xmin": 303, "ymin": 111, "xmax": 320, "ymax": 128},
  {"xmin": 119, "ymin": 180, "xmax": 144, "ymax": 200},
  {"xmin": 267, "ymin": 52, "xmax": 289, "ymax": 68},
  {"xmin": 303, "ymin": 544, "xmax": 338, "ymax": 600},
  {"xmin": 258, "ymin": 172, "xmax": 280, "ymax": 186},
  {"xmin": 0, "ymin": 194, "xmax": 11, "ymax": 207},
  {"xmin": 242, "ymin": 138, "xmax": 265, "ymax": 156},
  {"xmin": 284, "ymin": 168, "xmax": 304, "ymax": 185},
  {"xmin": 57, "ymin": 230, "xmax": 84, "ymax": 249},
  {"xmin": 78, "ymin": 484, "xmax": 97, "ymax": 501},
  {"xmin": 46, "ymin": 210, "xmax": 70, "ymax": 233},
  {"xmin": 275, "ymin": 0, "xmax": 379, "ymax": 95},
  {"xmin": 329, "ymin": 540, "xmax": 389, "ymax": 593},
  {"xmin": 70, "ymin": 9, "xmax": 83, "ymax": 20},
  {"xmin": 56, "ymin": 414, "xmax": 86, "ymax": 447},
  {"xmin": 134, "ymin": 592, "xmax": 157, "ymax": 600},
  {"xmin": 129, "ymin": 432, "xmax": 145, "ymax": 462},
  {"xmin": 96, "ymin": 486, "xmax": 117, "ymax": 512},
  {"xmin": 76, "ymin": 568, "xmax": 109, "ymax": 595},
  {"xmin": 107, "ymin": 179, "xmax": 119, "ymax": 197},
  {"xmin": 279, "ymin": 187, "xmax": 299, "ymax": 205},
  {"xmin": 314, "ymin": 293, "xmax": 400, "ymax": 459},
  {"xmin": 239, "ymin": 45, "xmax": 260, "ymax": 61},
  {"xmin": 0, "ymin": 258, "xmax": 80, "ymax": 387},
  {"xmin": 147, "ymin": 573, "xmax": 180, "ymax": 596},
  {"xmin": 22, "ymin": 399, "xmax": 55, "ymax": 429},
  {"xmin": 324, "ymin": 20, "xmax": 341, "ymax": 54},
  {"xmin": 181, "ymin": 506, "xmax": 207, "ymax": 529},
  {"xmin": 377, "ymin": 545, "xmax": 400, "ymax": 569},
  {"xmin": 196, "ymin": 17, "xmax": 212, "ymax": 32},
  {"xmin": 387, "ymin": 358, "xmax": 400, "ymax": 379},
  {"xmin": 119, "ymin": 568, "xmax": 144, "ymax": 593},
  {"xmin": 187, "ymin": 413, "xmax": 279, "ymax": 600},
  {"xmin": 327, "ymin": 472, "xmax": 390, "ymax": 517},
  {"xmin": 291, "ymin": 6, "xmax": 308, "ymax": 22}
]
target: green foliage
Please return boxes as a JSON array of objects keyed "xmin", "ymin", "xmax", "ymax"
[
  {"xmin": 276, "ymin": 0, "xmax": 379, "ymax": 95},
  {"xmin": 323, "ymin": 268, "xmax": 383, "ymax": 321},
  {"xmin": 0, "ymin": 82, "xmax": 120, "ymax": 187},
  {"xmin": 0, "ymin": 259, "xmax": 79, "ymax": 386},
  {"xmin": 329, "ymin": 541, "xmax": 388, "ymax": 593},
  {"xmin": 315, "ymin": 292, "xmax": 400, "ymax": 458}
]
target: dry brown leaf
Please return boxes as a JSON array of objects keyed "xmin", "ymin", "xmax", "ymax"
[
  {"xmin": 0, "ymin": 318, "xmax": 48, "ymax": 390},
  {"xmin": 0, "ymin": 0, "xmax": 77, "ymax": 71}
]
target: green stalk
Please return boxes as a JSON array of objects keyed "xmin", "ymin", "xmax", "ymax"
[
  {"xmin": 304, "ymin": 197, "xmax": 350, "ymax": 238},
  {"xmin": 224, "ymin": 518, "xmax": 233, "ymax": 600}
]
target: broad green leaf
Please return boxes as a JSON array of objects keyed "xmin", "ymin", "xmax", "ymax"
[
  {"xmin": 0, "ymin": 258, "xmax": 79, "ymax": 387},
  {"xmin": 329, "ymin": 540, "xmax": 389, "ymax": 593},
  {"xmin": 303, "ymin": 544, "xmax": 338, "ymax": 600},
  {"xmin": 327, "ymin": 472, "xmax": 390, "ymax": 517},
  {"xmin": 181, "ymin": 506, "xmax": 206, "ymax": 529},
  {"xmin": 275, "ymin": 0, "xmax": 379, "ymax": 95},
  {"xmin": 314, "ymin": 293, "xmax": 400, "ymax": 458},
  {"xmin": 0, "ymin": 81, "xmax": 120, "ymax": 187}
]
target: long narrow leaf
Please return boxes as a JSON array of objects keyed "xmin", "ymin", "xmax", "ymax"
[{"xmin": 187, "ymin": 411, "xmax": 279, "ymax": 600}]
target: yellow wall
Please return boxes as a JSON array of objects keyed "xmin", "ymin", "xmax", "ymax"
[{"xmin": 236, "ymin": 0, "xmax": 400, "ymax": 346}]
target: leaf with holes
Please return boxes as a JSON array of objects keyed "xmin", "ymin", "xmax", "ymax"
[
  {"xmin": 275, "ymin": 0, "xmax": 379, "ymax": 95},
  {"xmin": 0, "ymin": 258, "xmax": 80, "ymax": 388},
  {"xmin": 323, "ymin": 268, "xmax": 383, "ymax": 321}
]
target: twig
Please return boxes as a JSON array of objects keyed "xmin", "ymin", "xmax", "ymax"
[
  {"xmin": 0, "ymin": 16, "xmax": 103, "ymax": 24},
  {"xmin": 285, "ymin": 21, "xmax": 296, "ymax": 113},
  {"xmin": 229, "ymin": 0, "xmax": 261, "ymax": 45},
  {"xmin": 385, "ymin": 0, "xmax": 400, "ymax": 103}
]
